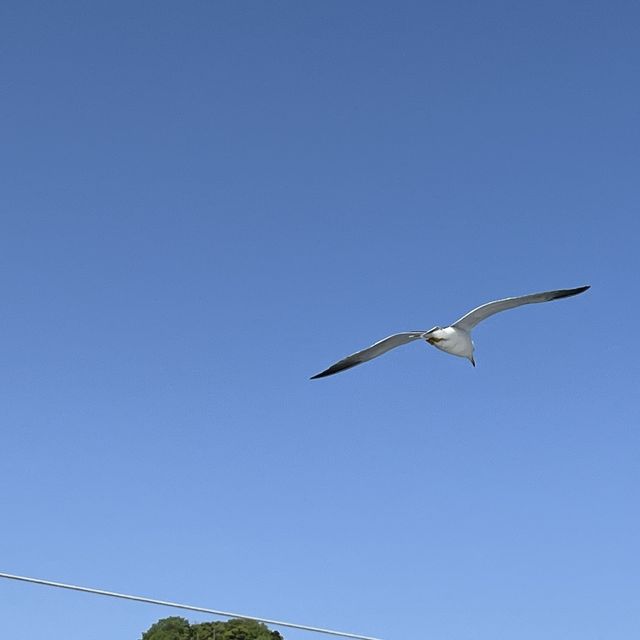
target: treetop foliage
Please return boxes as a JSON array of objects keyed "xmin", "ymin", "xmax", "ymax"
[{"xmin": 141, "ymin": 616, "xmax": 284, "ymax": 640}]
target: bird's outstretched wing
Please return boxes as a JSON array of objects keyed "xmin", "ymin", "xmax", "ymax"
[
  {"xmin": 310, "ymin": 332, "xmax": 426, "ymax": 379},
  {"xmin": 452, "ymin": 285, "xmax": 590, "ymax": 331}
]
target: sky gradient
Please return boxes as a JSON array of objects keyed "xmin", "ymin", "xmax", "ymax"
[{"xmin": 1, "ymin": 2, "xmax": 639, "ymax": 639}]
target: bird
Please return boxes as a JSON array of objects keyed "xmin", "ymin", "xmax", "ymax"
[{"xmin": 310, "ymin": 285, "xmax": 590, "ymax": 379}]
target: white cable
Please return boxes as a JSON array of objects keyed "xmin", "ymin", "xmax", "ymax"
[{"xmin": 0, "ymin": 572, "xmax": 381, "ymax": 640}]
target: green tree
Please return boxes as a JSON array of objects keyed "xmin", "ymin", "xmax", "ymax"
[
  {"xmin": 141, "ymin": 616, "xmax": 283, "ymax": 640},
  {"xmin": 141, "ymin": 617, "xmax": 192, "ymax": 640}
]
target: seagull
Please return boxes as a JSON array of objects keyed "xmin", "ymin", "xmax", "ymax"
[{"xmin": 310, "ymin": 285, "xmax": 590, "ymax": 379}]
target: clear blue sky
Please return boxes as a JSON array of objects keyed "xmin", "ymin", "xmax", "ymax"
[{"xmin": 1, "ymin": 2, "xmax": 638, "ymax": 639}]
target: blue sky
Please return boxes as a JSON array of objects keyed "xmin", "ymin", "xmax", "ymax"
[{"xmin": 1, "ymin": 2, "xmax": 638, "ymax": 639}]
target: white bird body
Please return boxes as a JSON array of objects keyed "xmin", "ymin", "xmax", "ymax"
[
  {"xmin": 425, "ymin": 326, "xmax": 475, "ymax": 361},
  {"xmin": 310, "ymin": 285, "xmax": 590, "ymax": 379}
]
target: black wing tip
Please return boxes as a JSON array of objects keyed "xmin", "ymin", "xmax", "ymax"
[
  {"xmin": 555, "ymin": 285, "xmax": 591, "ymax": 299},
  {"xmin": 310, "ymin": 360, "xmax": 361, "ymax": 380}
]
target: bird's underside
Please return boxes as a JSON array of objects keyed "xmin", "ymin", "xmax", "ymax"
[{"xmin": 310, "ymin": 285, "xmax": 590, "ymax": 379}]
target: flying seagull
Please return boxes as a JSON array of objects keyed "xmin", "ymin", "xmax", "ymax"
[{"xmin": 310, "ymin": 285, "xmax": 590, "ymax": 379}]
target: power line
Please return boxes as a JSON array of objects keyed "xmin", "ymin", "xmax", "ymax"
[{"xmin": 0, "ymin": 572, "xmax": 381, "ymax": 640}]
